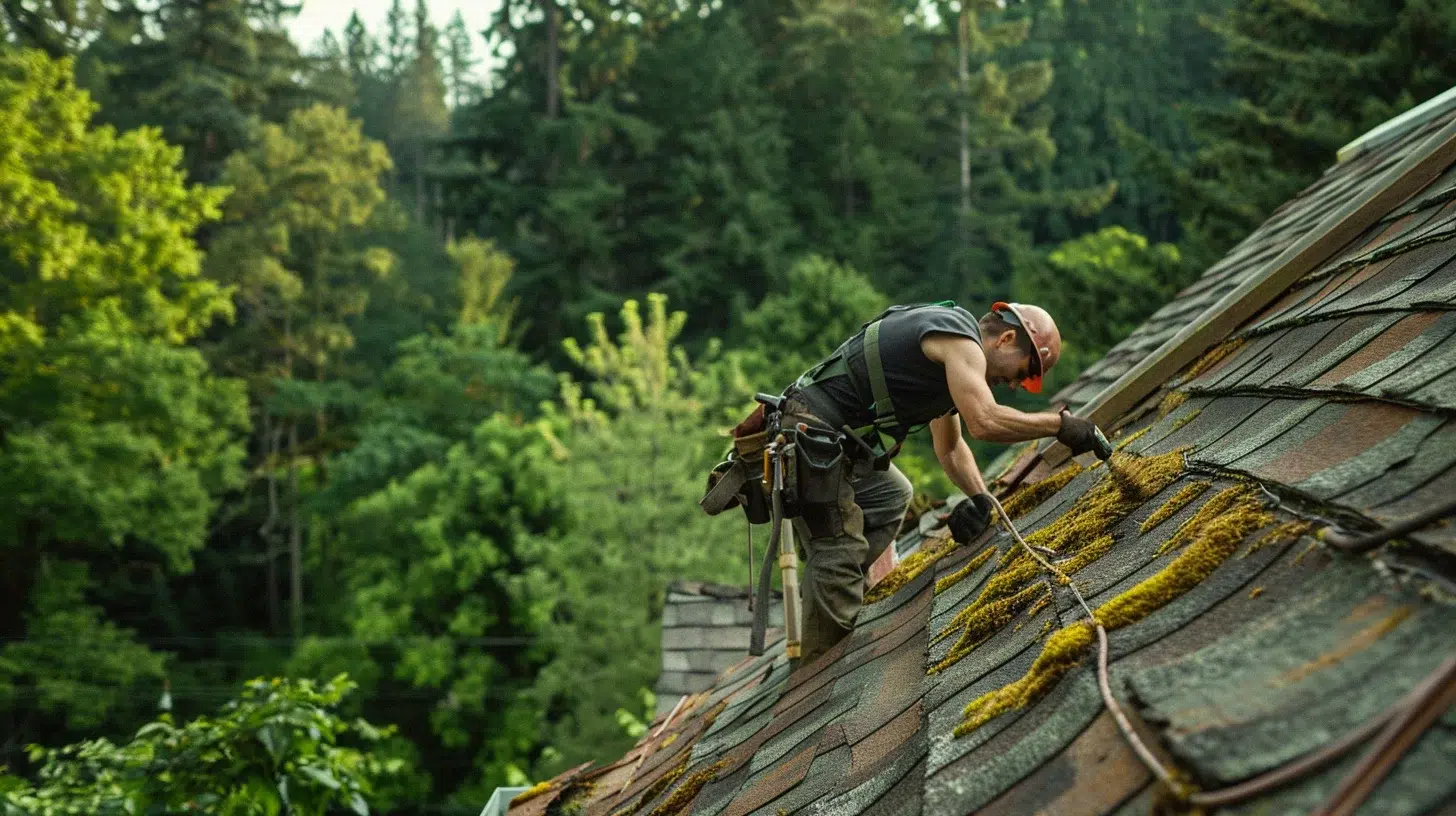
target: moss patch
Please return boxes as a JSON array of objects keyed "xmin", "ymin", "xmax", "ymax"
[
  {"xmin": 512, "ymin": 780, "xmax": 556, "ymax": 806},
  {"xmin": 1140, "ymin": 481, "xmax": 1211, "ymax": 535},
  {"xmin": 955, "ymin": 621, "xmax": 1096, "ymax": 735},
  {"xmin": 935, "ymin": 545, "xmax": 997, "ymax": 594},
  {"xmin": 1156, "ymin": 483, "xmax": 1253, "ymax": 555},
  {"xmin": 1098, "ymin": 485, "xmax": 1271, "ymax": 629},
  {"xmin": 549, "ymin": 782, "xmax": 597, "ymax": 816},
  {"xmin": 1168, "ymin": 407, "xmax": 1203, "ymax": 434},
  {"xmin": 1114, "ymin": 423, "xmax": 1154, "ymax": 452},
  {"xmin": 951, "ymin": 483, "xmax": 1273, "ymax": 737},
  {"xmin": 1179, "ymin": 337, "xmax": 1246, "ymax": 384},
  {"xmin": 1000, "ymin": 463, "xmax": 1083, "ymax": 520},
  {"xmin": 1157, "ymin": 389, "xmax": 1190, "ymax": 418},
  {"xmin": 645, "ymin": 760, "xmax": 729, "ymax": 816},
  {"xmin": 931, "ymin": 582, "xmax": 1051, "ymax": 674},
  {"xmin": 865, "ymin": 534, "xmax": 956, "ymax": 604},
  {"xmin": 1244, "ymin": 519, "xmax": 1314, "ymax": 558}
]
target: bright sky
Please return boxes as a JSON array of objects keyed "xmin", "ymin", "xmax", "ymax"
[{"xmin": 288, "ymin": 0, "xmax": 501, "ymax": 51}]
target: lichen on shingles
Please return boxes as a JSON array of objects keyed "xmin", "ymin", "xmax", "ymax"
[{"xmin": 952, "ymin": 483, "xmax": 1273, "ymax": 736}]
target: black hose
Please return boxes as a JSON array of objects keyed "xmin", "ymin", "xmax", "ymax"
[{"xmin": 1323, "ymin": 495, "xmax": 1456, "ymax": 554}]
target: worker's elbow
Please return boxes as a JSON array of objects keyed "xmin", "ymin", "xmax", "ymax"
[{"xmin": 960, "ymin": 411, "xmax": 994, "ymax": 441}]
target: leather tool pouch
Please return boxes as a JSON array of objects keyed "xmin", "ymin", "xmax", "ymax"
[
  {"xmin": 790, "ymin": 425, "xmax": 846, "ymax": 506},
  {"xmin": 700, "ymin": 403, "xmax": 777, "ymax": 525}
]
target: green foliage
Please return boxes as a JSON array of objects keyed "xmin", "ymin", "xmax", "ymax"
[
  {"xmin": 328, "ymin": 416, "xmax": 564, "ymax": 791},
  {"xmin": 734, "ymin": 254, "xmax": 889, "ymax": 390},
  {"xmin": 0, "ymin": 49, "xmax": 247, "ymax": 760},
  {"xmin": 207, "ymin": 102, "xmax": 395, "ymax": 394},
  {"xmin": 90, "ymin": 0, "xmax": 319, "ymax": 183},
  {"xmin": 1013, "ymin": 226, "xmax": 1187, "ymax": 392},
  {"xmin": 0, "ymin": 675, "xmax": 402, "ymax": 816},
  {"xmin": 521, "ymin": 296, "xmax": 742, "ymax": 777}
]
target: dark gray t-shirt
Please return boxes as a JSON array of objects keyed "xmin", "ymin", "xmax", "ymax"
[{"xmin": 806, "ymin": 304, "xmax": 982, "ymax": 438}]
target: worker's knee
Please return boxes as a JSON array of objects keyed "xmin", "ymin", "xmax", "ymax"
[{"xmin": 856, "ymin": 464, "xmax": 914, "ymax": 531}]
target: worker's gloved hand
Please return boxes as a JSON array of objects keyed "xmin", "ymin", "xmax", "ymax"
[
  {"xmin": 946, "ymin": 493, "xmax": 996, "ymax": 544},
  {"xmin": 1057, "ymin": 409, "xmax": 1111, "ymax": 460}
]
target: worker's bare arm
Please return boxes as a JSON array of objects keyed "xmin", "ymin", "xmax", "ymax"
[
  {"xmin": 929, "ymin": 414, "xmax": 989, "ymax": 496},
  {"xmin": 924, "ymin": 335, "xmax": 1062, "ymax": 444}
]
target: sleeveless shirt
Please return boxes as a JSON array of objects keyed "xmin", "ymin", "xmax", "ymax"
[{"xmin": 806, "ymin": 304, "xmax": 982, "ymax": 439}]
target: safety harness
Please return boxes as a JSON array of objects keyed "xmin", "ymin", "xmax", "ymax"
[{"xmin": 792, "ymin": 300, "xmax": 958, "ymax": 459}]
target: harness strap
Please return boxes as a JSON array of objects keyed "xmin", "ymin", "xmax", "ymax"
[{"xmin": 862, "ymin": 320, "xmax": 898, "ymax": 431}]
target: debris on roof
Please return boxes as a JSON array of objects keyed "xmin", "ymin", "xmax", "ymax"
[{"xmin": 508, "ymin": 90, "xmax": 1456, "ymax": 816}]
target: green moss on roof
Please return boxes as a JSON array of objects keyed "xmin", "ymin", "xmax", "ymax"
[{"xmin": 1140, "ymin": 481, "xmax": 1212, "ymax": 535}]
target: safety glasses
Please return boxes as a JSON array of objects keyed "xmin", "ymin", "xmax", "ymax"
[{"xmin": 991, "ymin": 301, "xmax": 1045, "ymax": 394}]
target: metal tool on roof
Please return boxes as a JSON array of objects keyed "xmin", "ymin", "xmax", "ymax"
[{"xmin": 768, "ymin": 435, "xmax": 803, "ymax": 660}]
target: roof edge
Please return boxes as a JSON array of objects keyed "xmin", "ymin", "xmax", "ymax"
[
  {"xmin": 1338, "ymin": 85, "xmax": 1456, "ymax": 163},
  {"xmin": 1012, "ymin": 113, "xmax": 1456, "ymax": 483}
]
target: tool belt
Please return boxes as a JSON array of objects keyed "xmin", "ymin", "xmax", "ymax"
[{"xmin": 699, "ymin": 394, "xmax": 865, "ymax": 524}]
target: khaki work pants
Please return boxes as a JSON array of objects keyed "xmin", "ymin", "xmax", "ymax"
[{"xmin": 782, "ymin": 400, "xmax": 914, "ymax": 665}]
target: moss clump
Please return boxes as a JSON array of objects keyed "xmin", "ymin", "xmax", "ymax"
[
  {"xmin": 1157, "ymin": 389, "xmax": 1190, "ymax": 418},
  {"xmin": 512, "ymin": 780, "xmax": 556, "ymax": 806},
  {"xmin": 1179, "ymin": 337, "xmax": 1246, "ymax": 384},
  {"xmin": 1114, "ymin": 423, "xmax": 1154, "ymax": 452},
  {"xmin": 629, "ymin": 759, "xmax": 687, "ymax": 815},
  {"xmin": 1168, "ymin": 407, "xmax": 1203, "ymax": 433},
  {"xmin": 1140, "ymin": 481, "xmax": 1211, "ymax": 534},
  {"xmin": 955, "ymin": 621, "xmax": 1096, "ymax": 735},
  {"xmin": 645, "ymin": 759, "xmax": 728, "ymax": 816},
  {"xmin": 1000, "ymin": 463, "xmax": 1084, "ymax": 520},
  {"xmin": 865, "ymin": 534, "xmax": 955, "ymax": 604},
  {"xmin": 1099, "ymin": 485, "xmax": 1270, "ymax": 628},
  {"xmin": 549, "ymin": 782, "xmax": 597, "ymax": 816},
  {"xmin": 930, "ymin": 582, "xmax": 1050, "ymax": 674},
  {"xmin": 935, "ymin": 545, "xmax": 997, "ymax": 594},
  {"xmin": 951, "ymin": 483, "xmax": 1272, "ymax": 737},
  {"xmin": 1024, "ymin": 449, "xmax": 1187, "ymax": 554},
  {"xmin": 1244, "ymin": 519, "xmax": 1314, "ymax": 558}
]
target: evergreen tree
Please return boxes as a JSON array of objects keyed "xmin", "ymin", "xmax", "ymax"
[
  {"xmin": 390, "ymin": 0, "xmax": 450, "ymax": 221},
  {"xmin": 93, "ymin": 0, "xmax": 316, "ymax": 183},
  {"xmin": 442, "ymin": 10, "xmax": 481, "ymax": 109},
  {"xmin": 1161, "ymin": 0, "xmax": 1456, "ymax": 268},
  {"xmin": 903, "ymin": 0, "xmax": 1115, "ymax": 303},
  {"xmin": 1013, "ymin": 0, "xmax": 1228, "ymax": 246}
]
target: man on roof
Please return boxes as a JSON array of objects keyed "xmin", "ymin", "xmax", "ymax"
[{"xmin": 708, "ymin": 300, "xmax": 1109, "ymax": 665}]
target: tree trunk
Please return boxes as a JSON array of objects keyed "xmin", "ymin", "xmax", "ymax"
[
  {"xmin": 289, "ymin": 420, "xmax": 303, "ymax": 640},
  {"xmin": 959, "ymin": 11, "xmax": 972, "ymax": 240},
  {"xmin": 544, "ymin": 0, "xmax": 559, "ymax": 118},
  {"xmin": 261, "ymin": 412, "xmax": 282, "ymax": 634}
]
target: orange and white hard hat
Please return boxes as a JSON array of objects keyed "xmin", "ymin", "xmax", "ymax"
[{"xmin": 991, "ymin": 302, "xmax": 1062, "ymax": 394}]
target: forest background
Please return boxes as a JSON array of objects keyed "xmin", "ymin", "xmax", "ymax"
[{"xmin": 0, "ymin": 0, "xmax": 1451, "ymax": 812}]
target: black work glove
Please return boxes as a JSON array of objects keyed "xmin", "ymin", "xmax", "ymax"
[
  {"xmin": 946, "ymin": 493, "xmax": 996, "ymax": 544},
  {"xmin": 1057, "ymin": 409, "xmax": 1112, "ymax": 460}
]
